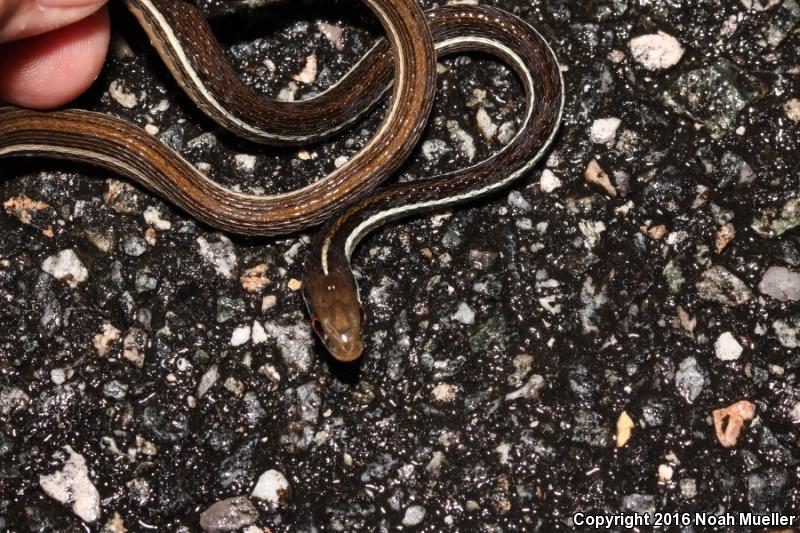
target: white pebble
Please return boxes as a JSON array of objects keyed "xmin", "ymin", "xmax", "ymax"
[
  {"xmin": 108, "ymin": 80, "xmax": 138, "ymax": 108},
  {"xmin": 234, "ymin": 154, "xmax": 257, "ymax": 173},
  {"xmin": 42, "ymin": 249, "xmax": 88, "ymax": 287},
  {"xmin": 451, "ymin": 302, "xmax": 475, "ymax": 324},
  {"xmin": 629, "ymin": 31, "xmax": 685, "ymax": 70},
  {"xmin": 39, "ymin": 446, "xmax": 101, "ymax": 523},
  {"xmin": 50, "ymin": 368, "xmax": 66, "ymax": 385},
  {"xmin": 715, "ymin": 332, "xmax": 743, "ymax": 361},
  {"xmin": 540, "ymin": 169, "xmax": 562, "ymax": 193},
  {"xmin": 230, "ymin": 325, "xmax": 252, "ymax": 347},
  {"xmin": 590, "ymin": 117, "xmax": 622, "ymax": 144},
  {"xmin": 476, "ymin": 108, "xmax": 498, "ymax": 141},
  {"xmin": 251, "ymin": 469, "xmax": 291, "ymax": 507},
  {"xmin": 402, "ymin": 505, "xmax": 427, "ymax": 526}
]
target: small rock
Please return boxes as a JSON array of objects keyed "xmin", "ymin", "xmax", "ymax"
[
  {"xmin": 675, "ymin": 357, "xmax": 706, "ymax": 403},
  {"xmin": 758, "ymin": 266, "xmax": 800, "ymax": 302},
  {"xmin": 713, "ymin": 400, "xmax": 755, "ymax": 447},
  {"xmin": 584, "ymin": 159, "xmax": 617, "ymax": 197},
  {"xmin": 696, "ymin": 265, "xmax": 752, "ymax": 306},
  {"xmin": 240, "ymin": 264, "xmax": 271, "ymax": 293},
  {"xmin": 432, "ymin": 383, "xmax": 457, "ymax": 403},
  {"xmin": 122, "ymin": 329, "xmax": 147, "ymax": 368},
  {"xmin": 629, "ymin": 31, "xmax": 684, "ymax": 70},
  {"xmin": 42, "ymin": 249, "xmax": 89, "ymax": 287},
  {"xmin": 773, "ymin": 317, "xmax": 800, "ymax": 348},
  {"xmin": 402, "ymin": 505, "xmax": 426, "ymax": 527},
  {"xmin": 93, "ymin": 323, "xmax": 121, "ymax": 357},
  {"xmin": 197, "ymin": 365, "xmax": 219, "ymax": 398},
  {"xmin": 661, "ymin": 59, "xmax": 766, "ymax": 139},
  {"xmin": 292, "ymin": 54, "xmax": 317, "ymax": 84},
  {"xmin": 0, "ymin": 386, "xmax": 29, "ymax": 415},
  {"xmin": 250, "ymin": 469, "xmax": 291, "ymax": 507},
  {"xmin": 230, "ymin": 325, "xmax": 251, "ymax": 347},
  {"xmin": 199, "ymin": 496, "xmax": 259, "ymax": 533},
  {"xmin": 752, "ymin": 198, "xmax": 800, "ymax": 237},
  {"xmin": 39, "ymin": 446, "xmax": 101, "ymax": 523},
  {"xmin": 589, "ymin": 117, "xmax": 622, "ymax": 143},
  {"xmin": 108, "ymin": 80, "xmax": 138, "ymax": 108},
  {"xmin": 451, "ymin": 302, "xmax": 475, "ymax": 325},
  {"xmin": 786, "ymin": 98, "xmax": 800, "ymax": 122},
  {"xmin": 616, "ymin": 411, "xmax": 635, "ymax": 448},
  {"xmin": 143, "ymin": 206, "xmax": 171, "ymax": 230},
  {"xmin": 447, "ymin": 120, "xmax": 476, "ymax": 161},
  {"xmin": 3, "ymin": 195, "xmax": 49, "ymax": 224},
  {"xmin": 714, "ymin": 332, "xmax": 743, "ymax": 361},
  {"xmin": 476, "ymin": 108, "xmax": 497, "ymax": 141},
  {"xmin": 540, "ymin": 169, "xmax": 562, "ymax": 192},
  {"xmin": 197, "ymin": 235, "xmax": 238, "ymax": 278}
]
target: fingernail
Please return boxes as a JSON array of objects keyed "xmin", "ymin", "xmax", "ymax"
[{"xmin": 39, "ymin": 0, "xmax": 105, "ymax": 7}]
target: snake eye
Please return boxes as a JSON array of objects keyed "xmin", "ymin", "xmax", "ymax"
[
  {"xmin": 360, "ymin": 307, "xmax": 368, "ymax": 325},
  {"xmin": 311, "ymin": 316, "xmax": 324, "ymax": 339}
]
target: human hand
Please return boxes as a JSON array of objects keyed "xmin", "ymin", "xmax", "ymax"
[{"xmin": 0, "ymin": 0, "xmax": 109, "ymax": 109}]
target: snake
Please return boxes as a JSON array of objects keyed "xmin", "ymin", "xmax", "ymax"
[{"xmin": 0, "ymin": 1, "xmax": 564, "ymax": 362}]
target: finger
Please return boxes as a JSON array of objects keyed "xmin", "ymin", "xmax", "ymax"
[
  {"xmin": 0, "ymin": 5, "xmax": 110, "ymax": 109},
  {"xmin": 0, "ymin": 0, "xmax": 108, "ymax": 44}
]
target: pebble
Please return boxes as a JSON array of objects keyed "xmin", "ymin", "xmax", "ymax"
[
  {"xmin": 122, "ymin": 329, "xmax": 147, "ymax": 367},
  {"xmin": 230, "ymin": 325, "xmax": 252, "ymax": 347},
  {"xmin": 41, "ymin": 249, "xmax": 89, "ymax": 287},
  {"xmin": 757, "ymin": 266, "xmax": 800, "ymax": 301},
  {"xmin": 785, "ymin": 98, "xmax": 800, "ymax": 122},
  {"xmin": 447, "ymin": 120, "xmax": 476, "ymax": 161},
  {"xmin": 421, "ymin": 139, "xmax": 451, "ymax": 163},
  {"xmin": 402, "ymin": 505, "xmax": 427, "ymax": 527},
  {"xmin": 234, "ymin": 154, "xmax": 257, "ymax": 173},
  {"xmin": 616, "ymin": 411, "xmax": 635, "ymax": 447},
  {"xmin": 629, "ymin": 31, "xmax": 684, "ymax": 70},
  {"xmin": 199, "ymin": 497, "xmax": 259, "ymax": 533},
  {"xmin": 584, "ymin": 159, "xmax": 617, "ymax": 197},
  {"xmin": 714, "ymin": 332, "xmax": 743, "ymax": 361},
  {"xmin": 39, "ymin": 446, "xmax": 101, "ymax": 523},
  {"xmin": 93, "ymin": 323, "xmax": 121, "ymax": 357},
  {"xmin": 696, "ymin": 265, "xmax": 752, "ymax": 306},
  {"xmin": 589, "ymin": 117, "xmax": 622, "ymax": 144},
  {"xmin": 675, "ymin": 357, "xmax": 706, "ymax": 403},
  {"xmin": 251, "ymin": 469, "xmax": 291, "ymax": 507},
  {"xmin": 240, "ymin": 264, "xmax": 271, "ymax": 293},
  {"xmin": 432, "ymin": 383, "xmax": 457, "ymax": 402},
  {"xmin": 143, "ymin": 206, "xmax": 172, "ymax": 230},
  {"xmin": 0, "ymin": 386, "xmax": 28, "ymax": 415},
  {"xmin": 108, "ymin": 80, "xmax": 138, "ymax": 108},
  {"xmin": 713, "ymin": 401, "xmax": 755, "ymax": 447},
  {"xmin": 197, "ymin": 235, "xmax": 238, "ymax": 278},
  {"xmin": 539, "ymin": 169, "xmax": 562, "ymax": 192},
  {"xmin": 773, "ymin": 318, "xmax": 800, "ymax": 348},
  {"xmin": 197, "ymin": 365, "xmax": 219, "ymax": 398},
  {"xmin": 50, "ymin": 369, "xmax": 66, "ymax": 385},
  {"xmin": 476, "ymin": 108, "xmax": 498, "ymax": 141},
  {"xmin": 292, "ymin": 54, "xmax": 318, "ymax": 84},
  {"xmin": 451, "ymin": 302, "xmax": 475, "ymax": 325},
  {"xmin": 506, "ymin": 374, "xmax": 545, "ymax": 401},
  {"xmin": 122, "ymin": 235, "xmax": 148, "ymax": 257}
]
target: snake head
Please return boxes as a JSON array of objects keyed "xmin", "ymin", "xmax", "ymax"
[{"xmin": 303, "ymin": 269, "xmax": 365, "ymax": 362}]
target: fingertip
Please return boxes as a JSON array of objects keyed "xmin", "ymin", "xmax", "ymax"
[{"xmin": 0, "ymin": 6, "xmax": 110, "ymax": 109}]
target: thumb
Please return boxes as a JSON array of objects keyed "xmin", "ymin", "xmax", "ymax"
[{"xmin": 0, "ymin": 0, "xmax": 108, "ymax": 44}]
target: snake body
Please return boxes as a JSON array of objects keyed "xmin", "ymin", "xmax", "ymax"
[{"xmin": 0, "ymin": 0, "xmax": 564, "ymax": 362}]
